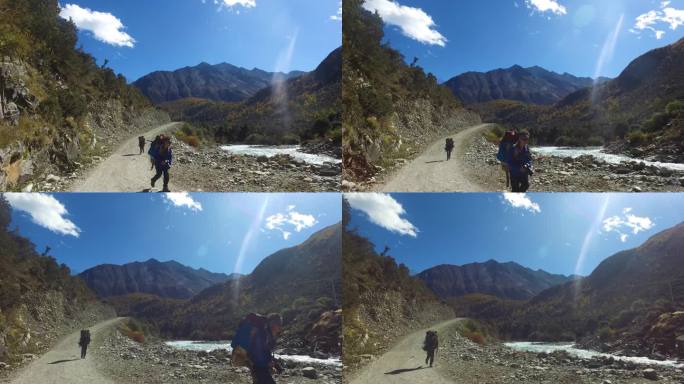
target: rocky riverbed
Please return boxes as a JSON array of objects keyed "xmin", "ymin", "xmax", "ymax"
[
  {"xmin": 436, "ymin": 325, "xmax": 684, "ymax": 383},
  {"xmin": 463, "ymin": 137, "xmax": 684, "ymax": 192},
  {"xmin": 94, "ymin": 326, "xmax": 341, "ymax": 384}
]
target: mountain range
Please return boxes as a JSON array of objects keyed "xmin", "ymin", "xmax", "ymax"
[
  {"xmin": 477, "ymin": 38, "xmax": 684, "ymax": 154},
  {"xmin": 133, "ymin": 63, "xmax": 305, "ymax": 104},
  {"xmin": 108, "ymin": 223, "xmax": 342, "ymax": 353},
  {"xmin": 444, "ymin": 65, "xmax": 606, "ymax": 105},
  {"xmin": 159, "ymin": 47, "xmax": 342, "ymax": 146},
  {"xmin": 417, "ymin": 260, "xmax": 574, "ymax": 300},
  {"xmin": 78, "ymin": 258, "xmax": 237, "ymax": 299}
]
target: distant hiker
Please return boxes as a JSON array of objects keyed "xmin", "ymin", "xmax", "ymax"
[
  {"xmin": 497, "ymin": 129, "xmax": 518, "ymax": 188},
  {"xmin": 231, "ymin": 313, "xmax": 284, "ymax": 384},
  {"xmin": 138, "ymin": 136, "xmax": 146, "ymax": 155},
  {"xmin": 507, "ymin": 130, "xmax": 533, "ymax": 193},
  {"xmin": 79, "ymin": 329, "xmax": 91, "ymax": 359},
  {"xmin": 151, "ymin": 137, "xmax": 172, "ymax": 192},
  {"xmin": 148, "ymin": 135, "xmax": 163, "ymax": 170},
  {"xmin": 445, "ymin": 138, "xmax": 455, "ymax": 161},
  {"xmin": 423, "ymin": 330, "xmax": 438, "ymax": 367}
]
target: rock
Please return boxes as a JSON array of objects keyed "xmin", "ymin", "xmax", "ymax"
[
  {"xmin": 21, "ymin": 353, "xmax": 36, "ymax": 360},
  {"xmin": 680, "ymin": 177, "xmax": 684, "ymax": 187},
  {"xmin": 302, "ymin": 366, "xmax": 317, "ymax": 379},
  {"xmin": 632, "ymin": 186, "xmax": 642, "ymax": 192},
  {"xmin": 643, "ymin": 368, "xmax": 658, "ymax": 380},
  {"xmin": 21, "ymin": 183, "xmax": 33, "ymax": 192},
  {"xmin": 614, "ymin": 166, "xmax": 631, "ymax": 175},
  {"xmin": 45, "ymin": 174, "xmax": 61, "ymax": 183},
  {"xmin": 342, "ymin": 180, "xmax": 356, "ymax": 190},
  {"xmin": 256, "ymin": 156, "xmax": 269, "ymax": 163},
  {"xmin": 0, "ymin": 362, "xmax": 8, "ymax": 369}
]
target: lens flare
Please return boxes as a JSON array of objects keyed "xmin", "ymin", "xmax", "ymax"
[
  {"xmin": 573, "ymin": 194, "xmax": 611, "ymax": 300},
  {"xmin": 591, "ymin": 14, "xmax": 624, "ymax": 102},
  {"xmin": 232, "ymin": 195, "xmax": 270, "ymax": 302}
]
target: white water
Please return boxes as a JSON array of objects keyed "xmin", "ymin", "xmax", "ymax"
[
  {"xmin": 165, "ymin": 340, "xmax": 342, "ymax": 367},
  {"xmin": 532, "ymin": 146, "xmax": 684, "ymax": 172},
  {"xmin": 505, "ymin": 341, "xmax": 683, "ymax": 368},
  {"xmin": 219, "ymin": 145, "xmax": 341, "ymax": 165}
]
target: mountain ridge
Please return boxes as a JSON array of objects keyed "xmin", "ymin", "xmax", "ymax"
[
  {"xmin": 417, "ymin": 259, "xmax": 574, "ymax": 300},
  {"xmin": 444, "ymin": 65, "xmax": 606, "ymax": 105}
]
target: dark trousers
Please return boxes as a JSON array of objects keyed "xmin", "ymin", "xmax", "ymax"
[
  {"xmin": 139, "ymin": 144, "xmax": 144, "ymax": 154},
  {"xmin": 151, "ymin": 164, "xmax": 170, "ymax": 191},
  {"xmin": 80, "ymin": 344, "xmax": 88, "ymax": 359},
  {"xmin": 425, "ymin": 349, "xmax": 435, "ymax": 367},
  {"xmin": 251, "ymin": 366, "xmax": 275, "ymax": 384},
  {"xmin": 511, "ymin": 174, "xmax": 529, "ymax": 192},
  {"xmin": 446, "ymin": 150, "xmax": 452, "ymax": 161}
]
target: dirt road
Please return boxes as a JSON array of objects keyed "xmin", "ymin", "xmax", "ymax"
[
  {"xmin": 379, "ymin": 124, "xmax": 494, "ymax": 192},
  {"xmin": 349, "ymin": 319, "xmax": 464, "ymax": 384},
  {"xmin": 71, "ymin": 123, "xmax": 182, "ymax": 192},
  {"xmin": 8, "ymin": 318, "xmax": 124, "ymax": 384}
]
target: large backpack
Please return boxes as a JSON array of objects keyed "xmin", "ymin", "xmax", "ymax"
[
  {"xmin": 423, "ymin": 331, "xmax": 437, "ymax": 351},
  {"xmin": 497, "ymin": 130, "xmax": 518, "ymax": 162},
  {"xmin": 445, "ymin": 138, "xmax": 454, "ymax": 149},
  {"xmin": 231, "ymin": 313, "xmax": 268, "ymax": 367},
  {"xmin": 79, "ymin": 330, "xmax": 90, "ymax": 346}
]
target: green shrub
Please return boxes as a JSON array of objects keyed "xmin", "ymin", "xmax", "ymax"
[
  {"xmin": 642, "ymin": 112, "xmax": 670, "ymax": 132},
  {"xmin": 626, "ymin": 130, "xmax": 649, "ymax": 146},
  {"xmin": 665, "ymin": 100, "xmax": 684, "ymax": 116}
]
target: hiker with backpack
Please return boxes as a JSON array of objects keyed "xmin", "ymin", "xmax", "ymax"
[
  {"xmin": 78, "ymin": 329, "xmax": 91, "ymax": 359},
  {"xmin": 150, "ymin": 136, "xmax": 172, "ymax": 192},
  {"xmin": 423, "ymin": 330, "xmax": 438, "ymax": 367},
  {"xmin": 507, "ymin": 130, "xmax": 533, "ymax": 193},
  {"xmin": 445, "ymin": 138, "xmax": 455, "ymax": 161},
  {"xmin": 231, "ymin": 313, "xmax": 284, "ymax": 384},
  {"xmin": 138, "ymin": 136, "xmax": 146, "ymax": 155},
  {"xmin": 148, "ymin": 135, "xmax": 163, "ymax": 170},
  {"xmin": 497, "ymin": 129, "xmax": 518, "ymax": 188}
]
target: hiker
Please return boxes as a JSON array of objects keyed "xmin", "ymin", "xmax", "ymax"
[
  {"xmin": 423, "ymin": 330, "xmax": 438, "ymax": 367},
  {"xmin": 151, "ymin": 137, "xmax": 172, "ymax": 192},
  {"xmin": 78, "ymin": 329, "xmax": 90, "ymax": 359},
  {"xmin": 231, "ymin": 313, "xmax": 284, "ymax": 384},
  {"xmin": 497, "ymin": 129, "xmax": 518, "ymax": 188},
  {"xmin": 507, "ymin": 130, "xmax": 533, "ymax": 193},
  {"xmin": 138, "ymin": 136, "xmax": 146, "ymax": 155},
  {"xmin": 148, "ymin": 135, "xmax": 163, "ymax": 170},
  {"xmin": 445, "ymin": 138, "xmax": 455, "ymax": 161}
]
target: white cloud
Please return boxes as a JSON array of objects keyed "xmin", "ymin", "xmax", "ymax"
[
  {"xmin": 331, "ymin": 1, "xmax": 342, "ymax": 21},
  {"xmin": 4, "ymin": 193, "xmax": 80, "ymax": 237},
  {"xmin": 345, "ymin": 193, "xmax": 418, "ymax": 237},
  {"xmin": 265, "ymin": 206, "xmax": 318, "ymax": 240},
  {"xmin": 602, "ymin": 210, "xmax": 654, "ymax": 242},
  {"xmin": 631, "ymin": 2, "xmax": 684, "ymax": 39},
  {"xmin": 217, "ymin": 0, "xmax": 255, "ymax": 11},
  {"xmin": 59, "ymin": 4, "xmax": 135, "ymax": 47},
  {"xmin": 502, "ymin": 193, "xmax": 541, "ymax": 214},
  {"xmin": 363, "ymin": 0, "xmax": 447, "ymax": 46},
  {"xmin": 163, "ymin": 192, "xmax": 203, "ymax": 211},
  {"xmin": 525, "ymin": 0, "xmax": 567, "ymax": 16}
]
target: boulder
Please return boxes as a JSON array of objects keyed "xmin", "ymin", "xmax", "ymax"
[
  {"xmin": 642, "ymin": 368, "xmax": 658, "ymax": 380},
  {"xmin": 302, "ymin": 367, "xmax": 317, "ymax": 379}
]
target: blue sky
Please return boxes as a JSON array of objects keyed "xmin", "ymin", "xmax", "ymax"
[
  {"xmin": 363, "ymin": 0, "xmax": 684, "ymax": 81},
  {"xmin": 4, "ymin": 193, "xmax": 340, "ymax": 274},
  {"xmin": 345, "ymin": 193, "xmax": 684, "ymax": 276},
  {"xmin": 59, "ymin": 0, "xmax": 342, "ymax": 81}
]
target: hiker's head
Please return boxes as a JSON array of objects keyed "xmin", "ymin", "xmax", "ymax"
[
  {"xmin": 267, "ymin": 313, "xmax": 283, "ymax": 336},
  {"xmin": 518, "ymin": 130, "xmax": 530, "ymax": 145}
]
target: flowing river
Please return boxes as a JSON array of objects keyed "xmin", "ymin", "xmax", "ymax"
[
  {"xmin": 505, "ymin": 342, "xmax": 683, "ymax": 368},
  {"xmin": 532, "ymin": 146, "xmax": 684, "ymax": 172},
  {"xmin": 165, "ymin": 340, "xmax": 342, "ymax": 367},
  {"xmin": 220, "ymin": 145, "xmax": 341, "ymax": 165}
]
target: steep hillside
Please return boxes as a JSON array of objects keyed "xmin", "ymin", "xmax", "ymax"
[
  {"xmin": 160, "ymin": 48, "xmax": 342, "ymax": 149},
  {"xmin": 133, "ymin": 62, "xmax": 304, "ymax": 104},
  {"xmin": 479, "ymin": 39, "xmax": 684, "ymax": 160},
  {"xmin": 342, "ymin": 0, "xmax": 480, "ymax": 182},
  {"xmin": 78, "ymin": 259, "xmax": 234, "ymax": 299},
  {"xmin": 0, "ymin": 196, "xmax": 114, "ymax": 368},
  {"xmin": 444, "ymin": 65, "xmax": 600, "ymax": 105},
  {"xmin": 0, "ymin": 0, "xmax": 169, "ymax": 191},
  {"xmin": 342, "ymin": 199, "xmax": 454, "ymax": 369},
  {"xmin": 417, "ymin": 260, "xmax": 573, "ymax": 300},
  {"xmin": 112, "ymin": 223, "xmax": 342, "ymax": 354}
]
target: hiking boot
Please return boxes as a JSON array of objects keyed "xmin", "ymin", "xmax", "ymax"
[
  {"xmin": 162, "ymin": 187, "xmax": 170, "ymax": 192},
  {"xmin": 151, "ymin": 178, "xmax": 156, "ymax": 188}
]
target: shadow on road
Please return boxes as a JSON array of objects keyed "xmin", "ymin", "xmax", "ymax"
[
  {"xmin": 122, "ymin": 154, "xmax": 140, "ymax": 157},
  {"xmin": 424, "ymin": 160, "xmax": 444, "ymax": 164},
  {"xmin": 48, "ymin": 359, "xmax": 80, "ymax": 365},
  {"xmin": 384, "ymin": 366, "xmax": 423, "ymax": 375}
]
